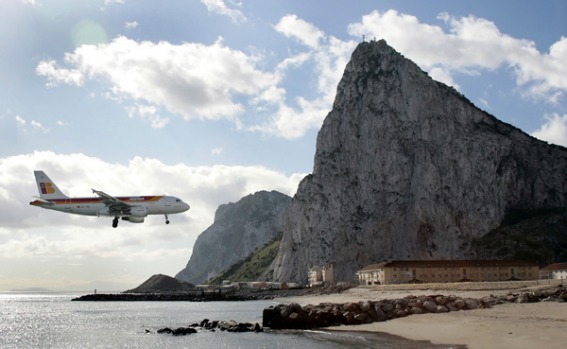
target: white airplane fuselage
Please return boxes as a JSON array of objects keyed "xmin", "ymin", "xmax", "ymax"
[
  {"xmin": 30, "ymin": 170, "xmax": 190, "ymax": 227},
  {"xmin": 31, "ymin": 195, "xmax": 189, "ymax": 217}
]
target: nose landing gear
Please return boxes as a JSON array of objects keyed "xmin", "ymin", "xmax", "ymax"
[{"xmin": 165, "ymin": 214, "xmax": 170, "ymax": 224}]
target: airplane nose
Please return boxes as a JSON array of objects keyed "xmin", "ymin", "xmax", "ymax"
[{"xmin": 183, "ymin": 202, "xmax": 190, "ymax": 211}]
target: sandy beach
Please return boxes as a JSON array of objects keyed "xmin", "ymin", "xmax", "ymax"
[{"xmin": 274, "ymin": 281, "xmax": 567, "ymax": 349}]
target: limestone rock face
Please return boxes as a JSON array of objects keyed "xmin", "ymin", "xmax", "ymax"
[
  {"xmin": 272, "ymin": 40, "xmax": 567, "ymax": 283},
  {"xmin": 176, "ymin": 191, "xmax": 291, "ymax": 284}
]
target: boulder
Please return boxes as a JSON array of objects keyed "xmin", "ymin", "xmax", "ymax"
[
  {"xmin": 423, "ymin": 300, "xmax": 438, "ymax": 313},
  {"xmin": 516, "ymin": 293, "xmax": 530, "ymax": 303},
  {"xmin": 464, "ymin": 298, "xmax": 479, "ymax": 309},
  {"xmin": 172, "ymin": 327, "xmax": 197, "ymax": 336}
]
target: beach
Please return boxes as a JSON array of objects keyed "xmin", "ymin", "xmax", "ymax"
[{"xmin": 275, "ymin": 281, "xmax": 567, "ymax": 349}]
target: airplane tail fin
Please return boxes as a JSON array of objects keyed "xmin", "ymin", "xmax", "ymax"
[{"xmin": 34, "ymin": 170, "xmax": 69, "ymax": 200}]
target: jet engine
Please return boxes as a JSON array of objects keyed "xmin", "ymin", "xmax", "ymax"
[
  {"xmin": 122, "ymin": 216, "xmax": 145, "ymax": 223},
  {"xmin": 130, "ymin": 206, "xmax": 148, "ymax": 217},
  {"xmin": 121, "ymin": 206, "xmax": 148, "ymax": 223}
]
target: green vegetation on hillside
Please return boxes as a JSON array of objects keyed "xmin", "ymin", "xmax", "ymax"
[
  {"xmin": 471, "ymin": 208, "xmax": 567, "ymax": 266},
  {"xmin": 206, "ymin": 233, "xmax": 282, "ymax": 285}
]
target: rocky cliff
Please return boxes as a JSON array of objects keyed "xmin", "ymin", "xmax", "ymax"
[
  {"xmin": 272, "ymin": 40, "xmax": 567, "ymax": 283},
  {"xmin": 176, "ymin": 191, "xmax": 291, "ymax": 284}
]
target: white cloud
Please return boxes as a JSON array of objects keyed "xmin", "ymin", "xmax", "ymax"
[
  {"xmin": 347, "ymin": 10, "xmax": 567, "ymax": 103},
  {"xmin": 479, "ymin": 98, "xmax": 490, "ymax": 109},
  {"xmin": 15, "ymin": 115, "xmax": 26, "ymax": 126},
  {"xmin": 201, "ymin": 0, "xmax": 246, "ymax": 23},
  {"xmin": 104, "ymin": 0, "xmax": 126, "ymax": 5},
  {"xmin": 34, "ymin": 11, "xmax": 566, "ymax": 140},
  {"xmin": 531, "ymin": 113, "xmax": 567, "ymax": 147},
  {"xmin": 15, "ymin": 115, "xmax": 49, "ymax": 133},
  {"xmin": 211, "ymin": 147, "xmax": 223, "ymax": 155},
  {"xmin": 124, "ymin": 21, "xmax": 138, "ymax": 30},
  {"xmin": 34, "ymin": 14, "xmax": 353, "ymax": 139},
  {"xmin": 0, "ymin": 151, "xmax": 304, "ymax": 289},
  {"xmin": 126, "ymin": 104, "xmax": 169, "ymax": 128},
  {"xmin": 274, "ymin": 14, "xmax": 325, "ymax": 49},
  {"xmin": 34, "ymin": 26, "xmax": 351, "ymax": 139},
  {"xmin": 269, "ymin": 21, "xmax": 357, "ymax": 138},
  {"xmin": 36, "ymin": 36, "xmax": 277, "ymax": 124},
  {"xmin": 36, "ymin": 60, "xmax": 84, "ymax": 87}
]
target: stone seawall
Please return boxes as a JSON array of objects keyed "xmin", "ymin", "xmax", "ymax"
[{"xmin": 263, "ymin": 286, "xmax": 566, "ymax": 329}]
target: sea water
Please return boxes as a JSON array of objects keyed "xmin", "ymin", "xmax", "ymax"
[{"xmin": 0, "ymin": 293, "xmax": 461, "ymax": 349}]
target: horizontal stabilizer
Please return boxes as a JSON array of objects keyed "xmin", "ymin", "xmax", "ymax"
[{"xmin": 30, "ymin": 197, "xmax": 55, "ymax": 206}]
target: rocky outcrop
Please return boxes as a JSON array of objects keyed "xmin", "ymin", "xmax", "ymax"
[
  {"xmin": 263, "ymin": 286, "xmax": 567, "ymax": 329},
  {"xmin": 176, "ymin": 191, "xmax": 291, "ymax": 284},
  {"xmin": 272, "ymin": 40, "xmax": 567, "ymax": 283},
  {"xmin": 124, "ymin": 274, "xmax": 194, "ymax": 293},
  {"xmin": 155, "ymin": 319, "xmax": 263, "ymax": 336}
]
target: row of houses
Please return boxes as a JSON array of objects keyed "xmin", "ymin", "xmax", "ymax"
[
  {"xmin": 309, "ymin": 261, "xmax": 567, "ymax": 286},
  {"xmin": 196, "ymin": 281, "xmax": 301, "ymax": 291}
]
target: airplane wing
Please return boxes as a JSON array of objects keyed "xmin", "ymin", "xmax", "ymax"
[{"xmin": 92, "ymin": 189, "xmax": 132, "ymax": 215}]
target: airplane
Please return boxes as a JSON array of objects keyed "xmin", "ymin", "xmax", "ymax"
[{"xmin": 29, "ymin": 170, "xmax": 190, "ymax": 228}]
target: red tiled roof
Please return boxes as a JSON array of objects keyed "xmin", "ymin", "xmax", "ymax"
[
  {"xmin": 358, "ymin": 260, "xmax": 537, "ymax": 272},
  {"xmin": 542, "ymin": 262, "xmax": 567, "ymax": 271}
]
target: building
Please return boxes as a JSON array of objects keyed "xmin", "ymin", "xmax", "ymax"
[
  {"xmin": 308, "ymin": 264, "xmax": 334, "ymax": 287},
  {"xmin": 540, "ymin": 263, "xmax": 567, "ymax": 280},
  {"xmin": 356, "ymin": 260, "xmax": 539, "ymax": 285}
]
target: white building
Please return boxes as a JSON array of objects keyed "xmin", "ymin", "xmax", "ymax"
[
  {"xmin": 540, "ymin": 263, "xmax": 567, "ymax": 280},
  {"xmin": 308, "ymin": 264, "xmax": 334, "ymax": 287}
]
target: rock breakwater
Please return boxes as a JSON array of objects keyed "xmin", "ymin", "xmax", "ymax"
[
  {"xmin": 154, "ymin": 319, "xmax": 263, "ymax": 336},
  {"xmin": 263, "ymin": 286, "xmax": 566, "ymax": 329}
]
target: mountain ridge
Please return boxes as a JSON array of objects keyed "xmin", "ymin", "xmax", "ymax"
[
  {"xmin": 176, "ymin": 190, "xmax": 291, "ymax": 284},
  {"xmin": 271, "ymin": 40, "xmax": 567, "ymax": 283}
]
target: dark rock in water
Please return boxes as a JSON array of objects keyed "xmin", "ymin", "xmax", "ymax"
[
  {"xmin": 157, "ymin": 319, "xmax": 263, "ymax": 336},
  {"xmin": 157, "ymin": 327, "xmax": 173, "ymax": 334},
  {"xmin": 172, "ymin": 327, "xmax": 197, "ymax": 336},
  {"xmin": 263, "ymin": 305, "xmax": 284, "ymax": 328}
]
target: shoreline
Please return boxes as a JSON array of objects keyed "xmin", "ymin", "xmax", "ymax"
[{"xmin": 274, "ymin": 281, "xmax": 566, "ymax": 349}]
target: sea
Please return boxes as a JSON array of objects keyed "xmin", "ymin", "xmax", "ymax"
[{"xmin": 0, "ymin": 292, "xmax": 464, "ymax": 349}]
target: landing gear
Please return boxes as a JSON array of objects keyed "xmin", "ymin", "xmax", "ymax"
[
  {"xmin": 165, "ymin": 214, "xmax": 170, "ymax": 225},
  {"xmin": 112, "ymin": 216, "xmax": 119, "ymax": 228}
]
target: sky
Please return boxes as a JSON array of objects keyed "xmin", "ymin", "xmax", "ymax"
[{"xmin": 0, "ymin": 0, "xmax": 566, "ymax": 291}]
